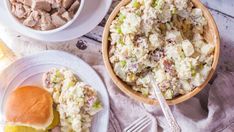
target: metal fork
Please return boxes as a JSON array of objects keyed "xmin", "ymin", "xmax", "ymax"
[
  {"xmin": 149, "ymin": 74, "xmax": 181, "ymax": 132},
  {"xmin": 123, "ymin": 114, "xmax": 152, "ymax": 132}
]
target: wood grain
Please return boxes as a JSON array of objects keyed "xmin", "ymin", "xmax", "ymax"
[
  {"xmin": 102, "ymin": 0, "xmax": 220, "ymax": 105},
  {"xmin": 201, "ymin": 0, "xmax": 234, "ymax": 18}
]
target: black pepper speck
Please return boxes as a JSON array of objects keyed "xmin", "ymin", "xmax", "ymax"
[{"xmin": 76, "ymin": 40, "xmax": 87, "ymax": 50}]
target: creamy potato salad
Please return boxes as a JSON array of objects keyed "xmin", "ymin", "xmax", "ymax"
[
  {"xmin": 109, "ymin": 0, "xmax": 215, "ymax": 99},
  {"xmin": 43, "ymin": 68, "xmax": 102, "ymax": 132}
]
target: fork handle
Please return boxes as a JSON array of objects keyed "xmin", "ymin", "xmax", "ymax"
[{"xmin": 151, "ymin": 81, "xmax": 181, "ymax": 132}]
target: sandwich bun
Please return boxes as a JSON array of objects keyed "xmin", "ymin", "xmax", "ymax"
[{"xmin": 5, "ymin": 86, "xmax": 53, "ymax": 130}]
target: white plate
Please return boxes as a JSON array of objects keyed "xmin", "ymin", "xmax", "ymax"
[
  {"xmin": 0, "ymin": 0, "xmax": 112, "ymax": 42},
  {"xmin": 0, "ymin": 50, "xmax": 110, "ymax": 132}
]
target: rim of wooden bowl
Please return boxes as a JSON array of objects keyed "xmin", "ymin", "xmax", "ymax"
[{"xmin": 102, "ymin": 0, "xmax": 220, "ymax": 105}]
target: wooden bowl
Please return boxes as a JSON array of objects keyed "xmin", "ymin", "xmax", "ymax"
[{"xmin": 102, "ymin": 0, "xmax": 220, "ymax": 105}]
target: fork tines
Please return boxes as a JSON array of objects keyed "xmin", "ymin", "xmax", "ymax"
[{"xmin": 123, "ymin": 115, "xmax": 151, "ymax": 132}]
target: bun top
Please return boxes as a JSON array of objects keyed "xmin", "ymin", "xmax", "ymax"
[{"xmin": 5, "ymin": 86, "xmax": 53, "ymax": 130}]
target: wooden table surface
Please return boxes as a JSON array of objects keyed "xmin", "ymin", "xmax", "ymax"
[{"xmin": 0, "ymin": 0, "xmax": 234, "ymax": 72}]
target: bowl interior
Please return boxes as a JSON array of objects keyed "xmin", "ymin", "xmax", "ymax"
[
  {"xmin": 102, "ymin": 0, "xmax": 220, "ymax": 105},
  {"xmin": 4, "ymin": 0, "xmax": 84, "ymax": 34}
]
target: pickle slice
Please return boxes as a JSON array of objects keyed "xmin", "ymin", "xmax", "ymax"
[{"xmin": 5, "ymin": 109, "xmax": 60, "ymax": 132}]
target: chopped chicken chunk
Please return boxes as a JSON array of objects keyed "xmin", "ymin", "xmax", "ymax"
[
  {"xmin": 11, "ymin": 0, "xmax": 32, "ymax": 7},
  {"xmin": 51, "ymin": 12, "xmax": 66, "ymax": 27},
  {"xmin": 51, "ymin": 0, "xmax": 62, "ymax": 8},
  {"xmin": 32, "ymin": 0, "xmax": 52, "ymax": 12},
  {"xmin": 62, "ymin": 0, "xmax": 75, "ymax": 9},
  {"xmin": 9, "ymin": 0, "xmax": 80, "ymax": 31},
  {"xmin": 23, "ymin": 0, "xmax": 32, "ymax": 6},
  {"xmin": 61, "ymin": 11, "xmax": 72, "ymax": 21},
  {"xmin": 10, "ymin": 0, "xmax": 17, "ymax": 3},
  {"xmin": 57, "ymin": 7, "xmax": 66, "ymax": 14},
  {"xmin": 40, "ymin": 12, "xmax": 56, "ymax": 30},
  {"xmin": 23, "ymin": 11, "xmax": 40, "ymax": 27},
  {"xmin": 23, "ymin": 5, "xmax": 31, "ymax": 16},
  {"xmin": 11, "ymin": 3, "xmax": 26, "ymax": 19},
  {"xmin": 68, "ymin": 0, "xmax": 79, "ymax": 13},
  {"xmin": 16, "ymin": 0, "xmax": 24, "ymax": 3}
]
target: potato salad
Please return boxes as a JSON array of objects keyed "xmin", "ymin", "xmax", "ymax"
[
  {"xmin": 43, "ymin": 68, "xmax": 102, "ymax": 132},
  {"xmin": 109, "ymin": 0, "xmax": 215, "ymax": 99}
]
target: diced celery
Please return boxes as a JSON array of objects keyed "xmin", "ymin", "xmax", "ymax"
[
  {"xmin": 136, "ymin": 10, "xmax": 141, "ymax": 16},
  {"xmin": 129, "ymin": 73, "xmax": 136, "ymax": 81},
  {"xmin": 164, "ymin": 89, "xmax": 174, "ymax": 99},
  {"xmin": 118, "ymin": 13, "xmax": 126, "ymax": 23},
  {"xmin": 120, "ymin": 60, "xmax": 127, "ymax": 67},
  {"xmin": 142, "ymin": 0, "xmax": 145, "ymax": 6},
  {"xmin": 191, "ymin": 63, "xmax": 197, "ymax": 77},
  {"xmin": 166, "ymin": 23, "xmax": 171, "ymax": 30},
  {"xmin": 199, "ymin": 63, "xmax": 204, "ymax": 69},
  {"xmin": 55, "ymin": 70, "xmax": 61, "ymax": 76},
  {"xmin": 52, "ymin": 70, "xmax": 64, "ymax": 83},
  {"xmin": 116, "ymin": 27, "xmax": 122, "ymax": 34},
  {"xmin": 152, "ymin": 0, "xmax": 163, "ymax": 10},
  {"xmin": 119, "ymin": 38, "xmax": 125, "ymax": 45},
  {"xmin": 152, "ymin": 0, "xmax": 158, "ymax": 7},
  {"xmin": 55, "ymin": 70, "xmax": 63, "ymax": 79},
  {"xmin": 51, "ymin": 76, "xmax": 57, "ymax": 82},
  {"xmin": 172, "ymin": 7, "xmax": 176, "ymax": 14},
  {"xmin": 126, "ymin": 73, "xmax": 136, "ymax": 82},
  {"xmin": 133, "ymin": 0, "xmax": 140, "ymax": 8},
  {"xmin": 67, "ymin": 117, "xmax": 72, "ymax": 122},
  {"xmin": 92, "ymin": 101, "xmax": 102, "ymax": 110},
  {"xmin": 180, "ymin": 52, "xmax": 185, "ymax": 59},
  {"xmin": 191, "ymin": 68, "xmax": 196, "ymax": 77},
  {"xmin": 141, "ymin": 88, "xmax": 149, "ymax": 96},
  {"xmin": 68, "ymin": 81, "xmax": 75, "ymax": 88}
]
